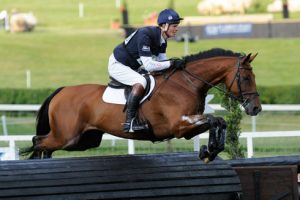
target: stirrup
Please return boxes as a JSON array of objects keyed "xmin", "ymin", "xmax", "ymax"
[
  {"xmin": 123, "ymin": 118, "xmax": 148, "ymax": 133},
  {"xmin": 123, "ymin": 119, "xmax": 135, "ymax": 133}
]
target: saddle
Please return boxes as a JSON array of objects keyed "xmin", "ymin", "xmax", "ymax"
[
  {"xmin": 108, "ymin": 74, "xmax": 152, "ymax": 100},
  {"xmin": 102, "ymin": 73, "xmax": 155, "ymax": 105}
]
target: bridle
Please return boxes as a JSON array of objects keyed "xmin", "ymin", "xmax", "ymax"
[{"xmin": 182, "ymin": 56, "xmax": 260, "ymax": 107}]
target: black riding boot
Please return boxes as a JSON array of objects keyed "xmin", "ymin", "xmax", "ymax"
[{"xmin": 123, "ymin": 84, "xmax": 148, "ymax": 133}]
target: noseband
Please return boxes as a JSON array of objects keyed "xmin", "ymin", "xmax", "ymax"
[{"xmin": 182, "ymin": 57, "xmax": 259, "ymax": 106}]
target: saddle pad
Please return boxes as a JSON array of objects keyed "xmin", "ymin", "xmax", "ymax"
[{"xmin": 102, "ymin": 76, "xmax": 155, "ymax": 105}]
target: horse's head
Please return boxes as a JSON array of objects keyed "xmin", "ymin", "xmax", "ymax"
[
  {"xmin": 224, "ymin": 53, "xmax": 262, "ymax": 116},
  {"xmin": 179, "ymin": 48, "xmax": 261, "ymax": 116}
]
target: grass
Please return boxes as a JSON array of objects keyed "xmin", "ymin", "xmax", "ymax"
[
  {"xmin": 1, "ymin": 31, "xmax": 300, "ymax": 88},
  {"xmin": 0, "ymin": 1, "xmax": 300, "ymax": 88}
]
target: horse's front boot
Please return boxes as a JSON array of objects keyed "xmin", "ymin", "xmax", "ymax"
[{"xmin": 123, "ymin": 84, "xmax": 148, "ymax": 133}]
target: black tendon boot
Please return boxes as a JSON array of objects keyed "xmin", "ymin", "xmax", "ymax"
[{"xmin": 123, "ymin": 84, "xmax": 148, "ymax": 133}]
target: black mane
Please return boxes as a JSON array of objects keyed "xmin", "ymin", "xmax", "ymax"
[{"xmin": 183, "ymin": 48, "xmax": 244, "ymax": 63}]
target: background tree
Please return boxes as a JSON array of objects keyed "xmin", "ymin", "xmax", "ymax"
[{"xmin": 221, "ymin": 92, "xmax": 245, "ymax": 159}]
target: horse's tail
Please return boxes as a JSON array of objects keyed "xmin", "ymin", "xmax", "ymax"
[{"xmin": 20, "ymin": 87, "xmax": 65, "ymax": 157}]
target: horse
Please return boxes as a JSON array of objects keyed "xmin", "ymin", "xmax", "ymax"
[{"xmin": 22, "ymin": 48, "xmax": 262, "ymax": 161}]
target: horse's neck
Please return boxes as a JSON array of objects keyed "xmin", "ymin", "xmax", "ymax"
[{"xmin": 187, "ymin": 57, "xmax": 235, "ymax": 87}]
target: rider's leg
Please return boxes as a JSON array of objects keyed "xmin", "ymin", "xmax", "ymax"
[
  {"xmin": 108, "ymin": 54, "xmax": 148, "ymax": 132},
  {"xmin": 123, "ymin": 83, "xmax": 146, "ymax": 132}
]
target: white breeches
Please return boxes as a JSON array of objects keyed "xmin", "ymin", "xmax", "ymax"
[{"xmin": 108, "ymin": 54, "xmax": 147, "ymax": 89}]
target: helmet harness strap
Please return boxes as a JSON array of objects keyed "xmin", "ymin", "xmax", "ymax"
[{"xmin": 162, "ymin": 23, "xmax": 171, "ymax": 38}]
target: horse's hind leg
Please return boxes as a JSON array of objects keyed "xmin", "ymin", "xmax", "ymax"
[
  {"xmin": 30, "ymin": 135, "xmax": 51, "ymax": 159},
  {"xmin": 31, "ymin": 129, "xmax": 103, "ymax": 158},
  {"xmin": 65, "ymin": 129, "xmax": 103, "ymax": 151},
  {"xmin": 31, "ymin": 129, "xmax": 80, "ymax": 159}
]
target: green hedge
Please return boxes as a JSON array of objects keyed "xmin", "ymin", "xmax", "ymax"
[
  {"xmin": 0, "ymin": 88, "xmax": 55, "ymax": 104},
  {"xmin": 208, "ymin": 85, "xmax": 300, "ymax": 104},
  {"xmin": 0, "ymin": 86, "xmax": 299, "ymax": 104}
]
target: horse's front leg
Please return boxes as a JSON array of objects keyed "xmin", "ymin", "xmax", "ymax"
[
  {"xmin": 174, "ymin": 114, "xmax": 215, "ymax": 139},
  {"xmin": 199, "ymin": 117, "xmax": 227, "ymax": 163}
]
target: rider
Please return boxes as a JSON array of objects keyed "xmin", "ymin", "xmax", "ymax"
[{"xmin": 108, "ymin": 9, "xmax": 185, "ymax": 133}]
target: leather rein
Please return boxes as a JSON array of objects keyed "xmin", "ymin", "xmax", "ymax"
[{"xmin": 182, "ymin": 56, "xmax": 260, "ymax": 107}]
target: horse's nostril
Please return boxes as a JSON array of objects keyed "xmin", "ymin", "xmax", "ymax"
[{"xmin": 253, "ymin": 106, "xmax": 261, "ymax": 115}]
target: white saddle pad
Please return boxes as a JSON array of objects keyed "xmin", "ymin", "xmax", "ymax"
[{"xmin": 102, "ymin": 76, "xmax": 155, "ymax": 104}]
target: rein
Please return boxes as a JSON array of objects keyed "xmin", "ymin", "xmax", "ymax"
[{"xmin": 182, "ymin": 57, "xmax": 259, "ymax": 106}]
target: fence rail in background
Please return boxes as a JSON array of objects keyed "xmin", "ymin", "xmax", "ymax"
[
  {"xmin": 1, "ymin": 131, "xmax": 300, "ymax": 160},
  {"xmin": 1, "ymin": 104, "xmax": 300, "ymax": 160}
]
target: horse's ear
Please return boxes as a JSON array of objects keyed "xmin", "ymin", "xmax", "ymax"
[
  {"xmin": 241, "ymin": 53, "xmax": 252, "ymax": 64},
  {"xmin": 249, "ymin": 52, "xmax": 258, "ymax": 63}
]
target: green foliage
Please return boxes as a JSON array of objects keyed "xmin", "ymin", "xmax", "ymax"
[
  {"xmin": 0, "ymin": 85, "xmax": 300, "ymax": 106},
  {"xmin": 0, "ymin": 88, "xmax": 54, "ymax": 104},
  {"xmin": 221, "ymin": 92, "xmax": 245, "ymax": 159},
  {"xmin": 258, "ymin": 86, "xmax": 300, "ymax": 104},
  {"xmin": 247, "ymin": 0, "xmax": 274, "ymax": 13},
  {"xmin": 209, "ymin": 85, "xmax": 300, "ymax": 104}
]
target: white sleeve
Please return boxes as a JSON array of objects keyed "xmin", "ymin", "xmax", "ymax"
[
  {"xmin": 157, "ymin": 53, "xmax": 168, "ymax": 61},
  {"xmin": 140, "ymin": 56, "xmax": 171, "ymax": 72}
]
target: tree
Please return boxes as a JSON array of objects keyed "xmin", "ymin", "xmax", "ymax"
[{"xmin": 221, "ymin": 92, "xmax": 245, "ymax": 159}]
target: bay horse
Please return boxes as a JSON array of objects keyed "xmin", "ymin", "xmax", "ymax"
[{"xmin": 22, "ymin": 48, "xmax": 261, "ymax": 161}]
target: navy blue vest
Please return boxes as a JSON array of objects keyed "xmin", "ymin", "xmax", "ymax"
[{"xmin": 113, "ymin": 26, "xmax": 167, "ymax": 70}]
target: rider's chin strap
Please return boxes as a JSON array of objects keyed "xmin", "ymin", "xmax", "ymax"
[{"xmin": 162, "ymin": 24, "xmax": 171, "ymax": 38}]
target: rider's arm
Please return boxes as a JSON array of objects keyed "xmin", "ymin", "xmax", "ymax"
[{"xmin": 140, "ymin": 56, "xmax": 171, "ymax": 72}]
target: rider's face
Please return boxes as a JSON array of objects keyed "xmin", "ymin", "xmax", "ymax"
[
  {"xmin": 161, "ymin": 23, "xmax": 179, "ymax": 38},
  {"xmin": 167, "ymin": 24, "xmax": 179, "ymax": 37}
]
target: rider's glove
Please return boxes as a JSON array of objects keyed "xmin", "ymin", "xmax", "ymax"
[{"xmin": 170, "ymin": 58, "xmax": 185, "ymax": 70}]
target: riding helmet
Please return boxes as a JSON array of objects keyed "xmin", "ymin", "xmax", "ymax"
[{"xmin": 157, "ymin": 9, "xmax": 183, "ymax": 25}]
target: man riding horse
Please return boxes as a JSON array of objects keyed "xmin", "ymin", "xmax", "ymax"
[{"xmin": 108, "ymin": 9, "xmax": 185, "ymax": 133}]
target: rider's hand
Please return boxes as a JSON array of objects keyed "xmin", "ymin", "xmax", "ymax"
[{"xmin": 170, "ymin": 59, "xmax": 185, "ymax": 70}]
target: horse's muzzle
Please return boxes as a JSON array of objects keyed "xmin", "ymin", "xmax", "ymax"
[{"xmin": 244, "ymin": 101, "xmax": 262, "ymax": 116}]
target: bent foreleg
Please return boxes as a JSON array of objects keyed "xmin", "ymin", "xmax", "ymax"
[
  {"xmin": 199, "ymin": 117, "xmax": 227, "ymax": 163},
  {"xmin": 174, "ymin": 114, "xmax": 215, "ymax": 139}
]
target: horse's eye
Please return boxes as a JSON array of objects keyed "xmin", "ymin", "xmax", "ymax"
[{"xmin": 242, "ymin": 76, "xmax": 250, "ymax": 82}]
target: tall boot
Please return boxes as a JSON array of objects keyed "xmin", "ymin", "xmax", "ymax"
[{"xmin": 123, "ymin": 84, "xmax": 148, "ymax": 133}]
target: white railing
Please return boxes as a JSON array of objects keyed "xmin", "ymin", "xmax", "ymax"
[
  {"xmin": 1, "ymin": 131, "xmax": 300, "ymax": 160},
  {"xmin": 0, "ymin": 134, "xmax": 132, "ymax": 160},
  {"xmin": 1, "ymin": 104, "xmax": 300, "ymax": 160}
]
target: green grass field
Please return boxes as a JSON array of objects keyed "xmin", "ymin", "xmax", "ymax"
[
  {"xmin": 0, "ymin": 0, "xmax": 300, "ymax": 88},
  {"xmin": 1, "ymin": 0, "xmax": 300, "ymax": 159}
]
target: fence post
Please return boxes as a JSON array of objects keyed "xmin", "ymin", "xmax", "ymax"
[
  {"xmin": 247, "ymin": 135, "xmax": 253, "ymax": 158},
  {"xmin": 246, "ymin": 116, "xmax": 256, "ymax": 158},
  {"xmin": 128, "ymin": 139, "xmax": 135, "ymax": 154},
  {"xmin": 79, "ymin": 3, "xmax": 84, "ymax": 18},
  {"xmin": 1, "ymin": 115, "xmax": 8, "ymax": 136},
  {"xmin": 9, "ymin": 138, "xmax": 16, "ymax": 160},
  {"xmin": 193, "ymin": 135, "xmax": 200, "ymax": 151},
  {"xmin": 26, "ymin": 70, "xmax": 31, "ymax": 89},
  {"xmin": 183, "ymin": 33, "xmax": 189, "ymax": 56}
]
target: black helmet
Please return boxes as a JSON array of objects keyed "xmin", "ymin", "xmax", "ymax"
[{"xmin": 157, "ymin": 9, "xmax": 183, "ymax": 25}]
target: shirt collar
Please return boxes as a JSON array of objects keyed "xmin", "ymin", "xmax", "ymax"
[{"xmin": 160, "ymin": 34, "xmax": 166, "ymax": 45}]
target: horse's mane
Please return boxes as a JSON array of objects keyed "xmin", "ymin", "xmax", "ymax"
[{"xmin": 183, "ymin": 48, "xmax": 244, "ymax": 63}]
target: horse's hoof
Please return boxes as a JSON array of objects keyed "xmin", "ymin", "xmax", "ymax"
[
  {"xmin": 199, "ymin": 145, "xmax": 209, "ymax": 160},
  {"xmin": 204, "ymin": 157, "xmax": 210, "ymax": 164}
]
